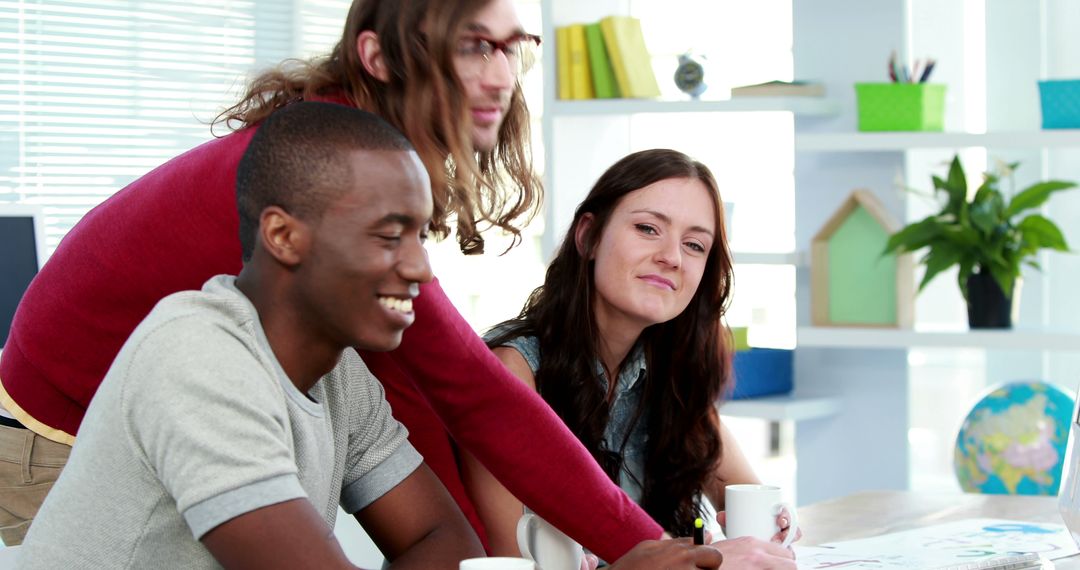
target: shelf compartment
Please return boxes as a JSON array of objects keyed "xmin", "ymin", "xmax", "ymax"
[
  {"xmin": 796, "ymin": 130, "xmax": 1080, "ymax": 151},
  {"xmin": 732, "ymin": 251, "xmax": 804, "ymax": 265},
  {"xmin": 797, "ymin": 326, "xmax": 1080, "ymax": 351},
  {"xmin": 719, "ymin": 395, "xmax": 841, "ymax": 421},
  {"xmin": 550, "ymin": 97, "xmax": 841, "ymax": 117}
]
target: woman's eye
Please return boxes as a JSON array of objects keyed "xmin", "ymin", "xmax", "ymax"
[
  {"xmin": 634, "ymin": 223, "xmax": 658, "ymax": 235},
  {"xmin": 685, "ymin": 241, "xmax": 706, "ymax": 253}
]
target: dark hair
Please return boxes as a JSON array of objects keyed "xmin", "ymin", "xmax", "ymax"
[
  {"xmin": 216, "ymin": 0, "xmax": 541, "ymax": 255},
  {"xmin": 487, "ymin": 149, "xmax": 734, "ymax": 536},
  {"xmin": 236, "ymin": 102, "xmax": 414, "ymax": 262}
]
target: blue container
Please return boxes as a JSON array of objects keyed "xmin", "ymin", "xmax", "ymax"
[
  {"xmin": 729, "ymin": 348, "xmax": 793, "ymax": 400},
  {"xmin": 1038, "ymin": 80, "xmax": 1080, "ymax": 129}
]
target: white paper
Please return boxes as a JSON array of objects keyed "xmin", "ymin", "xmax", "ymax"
[{"xmin": 795, "ymin": 518, "xmax": 1078, "ymax": 569}]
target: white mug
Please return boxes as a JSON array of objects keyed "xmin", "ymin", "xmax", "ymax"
[
  {"xmin": 460, "ymin": 557, "xmax": 535, "ymax": 570},
  {"xmin": 516, "ymin": 513, "xmax": 583, "ymax": 570},
  {"xmin": 724, "ymin": 484, "xmax": 799, "ymax": 548}
]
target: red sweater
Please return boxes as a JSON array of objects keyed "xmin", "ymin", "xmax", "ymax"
[{"xmin": 0, "ymin": 105, "xmax": 661, "ymax": 561}]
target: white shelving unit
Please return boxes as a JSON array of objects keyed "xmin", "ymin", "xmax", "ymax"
[
  {"xmin": 790, "ymin": 0, "xmax": 1080, "ymax": 505},
  {"xmin": 541, "ymin": 0, "xmax": 1080, "ymax": 507}
]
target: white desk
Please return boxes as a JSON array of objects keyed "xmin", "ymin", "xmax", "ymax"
[{"xmin": 798, "ymin": 490, "xmax": 1079, "ymax": 568}]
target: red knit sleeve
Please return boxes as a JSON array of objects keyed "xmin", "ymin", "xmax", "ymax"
[{"xmin": 388, "ymin": 278, "xmax": 662, "ymax": 562}]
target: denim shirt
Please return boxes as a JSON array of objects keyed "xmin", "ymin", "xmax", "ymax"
[{"xmin": 487, "ymin": 333, "xmax": 649, "ymax": 504}]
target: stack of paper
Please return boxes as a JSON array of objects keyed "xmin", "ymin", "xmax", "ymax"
[
  {"xmin": 794, "ymin": 518, "xmax": 1077, "ymax": 569},
  {"xmin": 731, "ymin": 80, "xmax": 825, "ymax": 97}
]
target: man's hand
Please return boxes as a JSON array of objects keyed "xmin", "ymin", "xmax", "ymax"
[
  {"xmin": 607, "ymin": 539, "xmax": 723, "ymax": 570},
  {"xmin": 711, "ymin": 536, "xmax": 797, "ymax": 569}
]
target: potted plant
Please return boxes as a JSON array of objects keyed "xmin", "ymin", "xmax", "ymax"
[{"xmin": 883, "ymin": 155, "xmax": 1077, "ymax": 328}]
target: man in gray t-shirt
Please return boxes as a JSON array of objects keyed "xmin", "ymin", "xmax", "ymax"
[{"xmin": 19, "ymin": 103, "xmax": 484, "ymax": 569}]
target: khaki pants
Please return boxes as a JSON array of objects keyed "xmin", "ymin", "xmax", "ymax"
[{"xmin": 0, "ymin": 425, "xmax": 70, "ymax": 545}]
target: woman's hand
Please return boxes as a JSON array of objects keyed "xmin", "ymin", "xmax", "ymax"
[
  {"xmin": 775, "ymin": 506, "xmax": 802, "ymax": 545},
  {"xmin": 777, "ymin": 509, "xmax": 803, "ymax": 546},
  {"xmin": 715, "ymin": 510, "xmax": 802, "ymax": 546}
]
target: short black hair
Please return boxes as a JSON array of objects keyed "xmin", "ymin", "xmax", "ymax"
[{"xmin": 236, "ymin": 101, "xmax": 415, "ymax": 262}]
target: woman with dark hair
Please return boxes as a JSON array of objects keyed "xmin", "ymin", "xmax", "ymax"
[
  {"xmin": 463, "ymin": 149, "xmax": 798, "ymax": 565},
  {"xmin": 0, "ymin": 1, "xmax": 717, "ymax": 566}
]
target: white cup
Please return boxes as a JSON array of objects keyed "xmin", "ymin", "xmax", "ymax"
[
  {"xmin": 724, "ymin": 484, "xmax": 799, "ymax": 548},
  {"xmin": 516, "ymin": 513, "xmax": 583, "ymax": 570},
  {"xmin": 460, "ymin": 557, "xmax": 535, "ymax": 570}
]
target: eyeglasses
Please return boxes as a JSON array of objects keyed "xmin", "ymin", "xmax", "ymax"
[{"xmin": 455, "ymin": 32, "xmax": 541, "ymax": 78}]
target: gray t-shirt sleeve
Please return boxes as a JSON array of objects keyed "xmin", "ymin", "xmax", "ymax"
[
  {"xmin": 121, "ymin": 316, "xmax": 306, "ymax": 539},
  {"xmin": 338, "ymin": 352, "xmax": 422, "ymax": 514}
]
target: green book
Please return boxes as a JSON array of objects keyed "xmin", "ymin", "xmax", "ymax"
[
  {"xmin": 584, "ymin": 22, "xmax": 619, "ymax": 99},
  {"xmin": 600, "ymin": 15, "xmax": 660, "ymax": 98}
]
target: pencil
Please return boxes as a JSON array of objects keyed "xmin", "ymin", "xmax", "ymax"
[
  {"xmin": 693, "ymin": 517, "xmax": 704, "ymax": 545},
  {"xmin": 919, "ymin": 59, "xmax": 936, "ymax": 83}
]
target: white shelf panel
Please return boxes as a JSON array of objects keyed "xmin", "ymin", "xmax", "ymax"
[
  {"xmin": 550, "ymin": 97, "xmax": 841, "ymax": 117},
  {"xmin": 732, "ymin": 251, "xmax": 804, "ymax": 265},
  {"xmin": 796, "ymin": 130, "xmax": 1080, "ymax": 151},
  {"xmin": 797, "ymin": 326, "xmax": 1080, "ymax": 351},
  {"xmin": 720, "ymin": 395, "xmax": 841, "ymax": 421}
]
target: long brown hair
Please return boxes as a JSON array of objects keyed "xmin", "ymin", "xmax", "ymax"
[
  {"xmin": 487, "ymin": 149, "xmax": 735, "ymax": 535},
  {"xmin": 215, "ymin": 0, "xmax": 541, "ymax": 254}
]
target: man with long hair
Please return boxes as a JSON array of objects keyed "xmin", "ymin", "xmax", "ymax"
[{"xmin": 0, "ymin": 0, "xmax": 696, "ymax": 564}]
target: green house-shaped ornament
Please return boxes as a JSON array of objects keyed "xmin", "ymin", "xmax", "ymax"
[{"xmin": 811, "ymin": 190, "xmax": 914, "ymax": 328}]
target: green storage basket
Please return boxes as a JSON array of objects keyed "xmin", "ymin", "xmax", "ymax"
[{"xmin": 855, "ymin": 83, "xmax": 946, "ymax": 132}]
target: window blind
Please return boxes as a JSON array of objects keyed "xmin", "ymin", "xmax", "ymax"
[{"xmin": 0, "ymin": 0, "xmax": 350, "ymax": 252}]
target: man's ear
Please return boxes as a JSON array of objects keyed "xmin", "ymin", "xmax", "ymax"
[
  {"xmin": 259, "ymin": 206, "xmax": 308, "ymax": 267},
  {"xmin": 574, "ymin": 213, "xmax": 595, "ymax": 258},
  {"xmin": 356, "ymin": 30, "xmax": 390, "ymax": 82}
]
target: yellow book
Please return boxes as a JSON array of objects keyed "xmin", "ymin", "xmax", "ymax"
[
  {"xmin": 599, "ymin": 15, "xmax": 660, "ymax": 99},
  {"xmin": 556, "ymin": 26, "xmax": 572, "ymax": 100},
  {"xmin": 566, "ymin": 24, "xmax": 594, "ymax": 99}
]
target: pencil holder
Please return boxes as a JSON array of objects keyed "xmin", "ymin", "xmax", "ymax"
[
  {"xmin": 855, "ymin": 83, "xmax": 946, "ymax": 132},
  {"xmin": 1038, "ymin": 79, "xmax": 1080, "ymax": 129}
]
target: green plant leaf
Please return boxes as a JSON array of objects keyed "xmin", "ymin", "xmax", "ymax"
[
  {"xmin": 1017, "ymin": 214, "xmax": 1070, "ymax": 251},
  {"xmin": 883, "ymin": 217, "xmax": 942, "ymax": 254},
  {"xmin": 988, "ymin": 264, "xmax": 1015, "ymax": 298},
  {"xmin": 1005, "ymin": 180, "xmax": 1078, "ymax": 216},
  {"xmin": 957, "ymin": 258, "xmax": 976, "ymax": 301},
  {"xmin": 969, "ymin": 199, "xmax": 1002, "ymax": 235},
  {"xmin": 945, "ymin": 155, "xmax": 968, "ymax": 213},
  {"xmin": 918, "ymin": 245, "xmax": 963, "ymax": 291},
  {"xmin": 938, "ymin": 225, "xmax": 981, "ymax": 248},
  {"xmin": 973, "ymin": 240, "xmax": 1006, "ymax": 272}
]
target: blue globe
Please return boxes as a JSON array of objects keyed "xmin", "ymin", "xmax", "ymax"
[{"xmin": 954, "ymin": 381, "xmax": 1074, "ymax": 495}]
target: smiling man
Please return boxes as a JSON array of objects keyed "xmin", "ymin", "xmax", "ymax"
[{"xmin": 18, "ymin": 102, "xmax": 484, "ymax": 569}]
